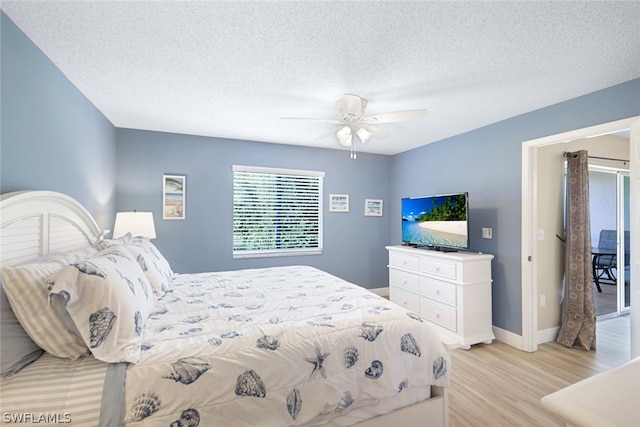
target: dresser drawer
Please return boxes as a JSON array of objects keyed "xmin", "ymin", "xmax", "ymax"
[
  {"xmin": 389, "ymin": 251, "xmax": 420, "ymax": 270},
  {"xmin": 420, "ymin": 297, "xmax": 457, "ymax": 331},
  {"xmin": 389, "ymin": 268, "xmax": 420, "ymax": 293},
  {"xmin": 390, "ymin": 287, "xmax": 420, "ymax": 313},
  {"xmin": 420, "ymin": 277, "xmax": 456, "ymax": 306},
  {"xmin": 387, "ymin": 245, "xmax": 494, "ymax": 348},
  {"xmin": 419, "ymin": 258, "xmax": 457, "ymax": 280}
]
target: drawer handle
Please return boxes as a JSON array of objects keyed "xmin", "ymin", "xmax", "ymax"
[
  {"xmin": 435, "ymin": 311, "xmax": 440, "ymax": 318},
  {"xmin": 403, "ymin": 280, "xmax": 408, "ymax": 285},
  {"xmin": 435, "ymin": 289, "xmax": 440, "ymax": 295},
  {"xmin": 403, "ymin": 300, "xmax": 408, "ymax": 306}
]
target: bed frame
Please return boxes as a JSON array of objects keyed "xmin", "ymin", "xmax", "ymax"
[
  {"xmin": 0, "ymin": 191, "xmax": 103, "ymax": 266},
  {"xmin": 0, "ymin": 190, "xmax": 448, "ymax": 427}
]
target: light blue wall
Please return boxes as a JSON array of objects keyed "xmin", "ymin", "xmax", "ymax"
[
  {"xmin": 3, "ymin": 9, "xmax": 640, "ymax": 335},
  {"xmin": 0, "ymin": 12, "xmax": 117, "ymax": 229},
  {"xmin": 115, "ymin": 129, "xmax": 392, "ymax": 288},
  {"xmin": 391, "ymin": 78, "xmax": 640, "ymax": 335}
]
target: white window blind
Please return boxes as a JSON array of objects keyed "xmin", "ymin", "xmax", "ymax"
[{"xmin": 232, "ymin": 165, "xmax": 324, "ymax": 258}]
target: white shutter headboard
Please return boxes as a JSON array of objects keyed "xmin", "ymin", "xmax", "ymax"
[{"xmin": 0, "ymin": 191, "xmax": 104, "ymax": 266}]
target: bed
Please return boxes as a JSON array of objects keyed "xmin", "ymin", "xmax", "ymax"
[{"xmin": 0, "ymin": 191, "xmax": 450, "ymax": 427}]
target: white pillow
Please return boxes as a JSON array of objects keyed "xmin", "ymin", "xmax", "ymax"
[
  {"xmin": 124, "ymin": 244, "xmax": 171, "ymax": 298},
  {"xmin": 129, "ymin": 237, "xmax": 173, "ymax": 284},
  {"xmin": 97, "ymin": 234, "xmax": 174, "ymax": 296},
  {"xmin": 49, "ymin": 247, "xmax": 156, "ymax": 363},
  {"xmin": 124, "ymin": 237, "xmax": 174, "ymax": 298}
]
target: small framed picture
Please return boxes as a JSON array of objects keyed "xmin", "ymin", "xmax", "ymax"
[
  {"xmin": 365, "ymin": 199, "xmax": 383, "ymax": 216},
  {"xmin": 329, "ymin": 194, "xmax": 349, "ymax": 212},
  {"xmin": 163, "ymin": 175, "xmax": 186, "ymax": 220}
]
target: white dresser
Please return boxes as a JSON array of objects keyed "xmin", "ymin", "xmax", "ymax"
[{"xmin": 386, "ymin": 245, "xmax": 494, "ymax": 349}]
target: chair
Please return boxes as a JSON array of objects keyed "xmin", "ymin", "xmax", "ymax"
[{"xmin": 593, "ymin": 229, "xmax": 630, "ymax": 292}]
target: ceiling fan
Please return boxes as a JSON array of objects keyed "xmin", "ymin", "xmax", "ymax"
[{"xmin": 282, "ymin": 93, "xmax": 428, "ymax": 159}]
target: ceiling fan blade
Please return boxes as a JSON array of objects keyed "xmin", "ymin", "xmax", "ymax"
[
  {"xmin": 359, "ymin": 124, "xmax": 390, "ymax": 140},
  {"xmin": 315, "ymin": 126, "xmax": 345, "ymax": 141},
  {"xmin": 362, "ymin": 109, "xmax": 428, "ymax": 124},
  {"xmin": 281, "ymin": 117, "xmax": 342, "ymax": 124}
]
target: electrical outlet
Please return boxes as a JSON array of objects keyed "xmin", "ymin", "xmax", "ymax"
[
  {"xmin": 537, "ymin": 229, "xmax": 545, "ymax": 240},
  {"xmin": 540, "ymin": 294, "xmax": 546, "ymax": 307},
  {"xmin": 482, "ymin": 228, "xmax": 492, "ymax": 239}
]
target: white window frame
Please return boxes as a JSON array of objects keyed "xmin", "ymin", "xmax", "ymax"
[{"xmin": 232, "ymin": 165, "xmax": 324, "ymax": 258}]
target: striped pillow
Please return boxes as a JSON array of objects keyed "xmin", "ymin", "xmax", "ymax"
[
  {"xmin": 1, "ymin": 260, "xmax": 89, "ymax": 359},
  {"xmin": 0, "ymin": 279, "xmax": 43, "ymax": 377}
]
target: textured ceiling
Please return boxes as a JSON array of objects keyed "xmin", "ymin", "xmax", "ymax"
[{"xmin": 3, "ymin": 1, "xmax": 639, "ymax": 155}]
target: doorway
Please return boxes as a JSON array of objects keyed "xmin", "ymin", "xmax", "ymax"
[
  {"xmin": 589, "ymin": 167, "xmax": 631, "ymax": 319},
  {"xmin": 521, "ymin": 115, "xmax": 640, "ymax": 356}
]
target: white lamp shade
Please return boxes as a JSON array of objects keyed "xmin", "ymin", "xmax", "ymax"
[
  {"xmin": 113, "ymin": 211, "xmax": 156, "ymax": 239},
  {"xmin": 336, "ymin": 126, "xmax": 353, "ymax": 147},
  {"xmin": 356, "ymin": 127, "xmax": 373, "ymax": 144}
]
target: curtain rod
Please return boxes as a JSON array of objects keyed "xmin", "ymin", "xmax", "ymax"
[
  {"xmin": 563, "ymin": 152, "xmax": 628, "ymax": 163},
  {"xmin": 588, "ymin": 155, "xmax": 628, "ymax": 163}
]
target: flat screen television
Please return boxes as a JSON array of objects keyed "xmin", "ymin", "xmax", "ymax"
[{"xmin": 401, "ymin": 192, "xmax": 469, "ymax": 251}]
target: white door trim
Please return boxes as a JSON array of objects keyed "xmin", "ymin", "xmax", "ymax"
[
  {"xmin": 630, "ymin": 118, "xmax": 640, "ymax": 358},
  {"xmin": 521, "ymin": 116, "xmax": 640, "ymax": 353}
]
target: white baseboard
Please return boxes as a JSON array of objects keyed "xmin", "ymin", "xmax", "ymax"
[
  {"xmin": 492, "ymin": 326, "xmax": 523, "ymax": 350},
  {"xmin": 370, "ymin": 287, "xmax": 389, "ymax": 298},
  {"xmin": 537, "ymin": 327, "xmax": 559, "ymax": 344},
  {"xmin": 492, "ymin": 326, "xmax": 559, "ymax": 351}
]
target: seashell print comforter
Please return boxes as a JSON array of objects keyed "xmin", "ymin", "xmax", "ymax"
[{"xmin": 123, "ymin": 266, "xmax": 450, "ymax": 426}]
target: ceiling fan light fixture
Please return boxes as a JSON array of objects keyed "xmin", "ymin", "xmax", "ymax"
[
  {"xmin": 336, "ymin": 126, "xmax": 352, "ymax": 147},
  {"xmin": 281, "ymin": 93, "xmax": 428, "ymax": 156},
  {"xmin": 356, "ymin": 127, "xmax": 373, "ymax": 144}
]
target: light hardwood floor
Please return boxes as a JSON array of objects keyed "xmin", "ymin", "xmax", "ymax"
[{"xmin": 448, "ymin": 316, "xmax": 631, "ymax": 426}]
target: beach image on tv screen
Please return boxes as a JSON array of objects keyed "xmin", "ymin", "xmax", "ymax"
[{"xmin": 402, "ymin": 194, "xmax": 467, "ymax": 247}]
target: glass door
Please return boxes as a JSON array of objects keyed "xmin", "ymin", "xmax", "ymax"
[
  {"xmin": 621, "ymin": 173, "xmax": 631, "ymax": 312},
  {"xmin": 590, "ymin": 167, "xmax": 631, "ymax": 318}
]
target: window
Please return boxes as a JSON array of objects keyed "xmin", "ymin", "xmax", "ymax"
[{"xmin": 232, "ymin": 165, "xmax": 324, "ymax": 258}]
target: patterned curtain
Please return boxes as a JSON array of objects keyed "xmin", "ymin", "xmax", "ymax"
[{"xmin": 557, "ymin": 150, "xmax": 596, "ymax": 350}]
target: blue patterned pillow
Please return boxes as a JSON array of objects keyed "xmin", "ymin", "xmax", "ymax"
[
  {"xmin": 129, "ymin": 237, "xmax": 173, "ymax": 276},
  {"xmin": 123, "ymin": 241, "xmax": 173, "ymax": 298},
  {"xmin": 49, "ymin": 247, "xmax": 155, "ymax": 363},
  {"xmin": 96, "ymin": 234, "xmax": 174, "ymax": 297}
]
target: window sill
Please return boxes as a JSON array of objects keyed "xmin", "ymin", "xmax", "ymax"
[{"xmin": 233, "ymin": 249, "xmax": 322, "ymax": 259}]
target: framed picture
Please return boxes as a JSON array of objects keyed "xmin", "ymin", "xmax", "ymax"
[
  {"xmin": 329, "ymin": 194, "xmax": 349, "ymax": 212},
  {"xmin": 163, "ymin": 175, "xmax": 186, "ymax": 220},
  {"xmin": 365, "ymin": 199, "xmax": 383, "ymax": 216}
]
